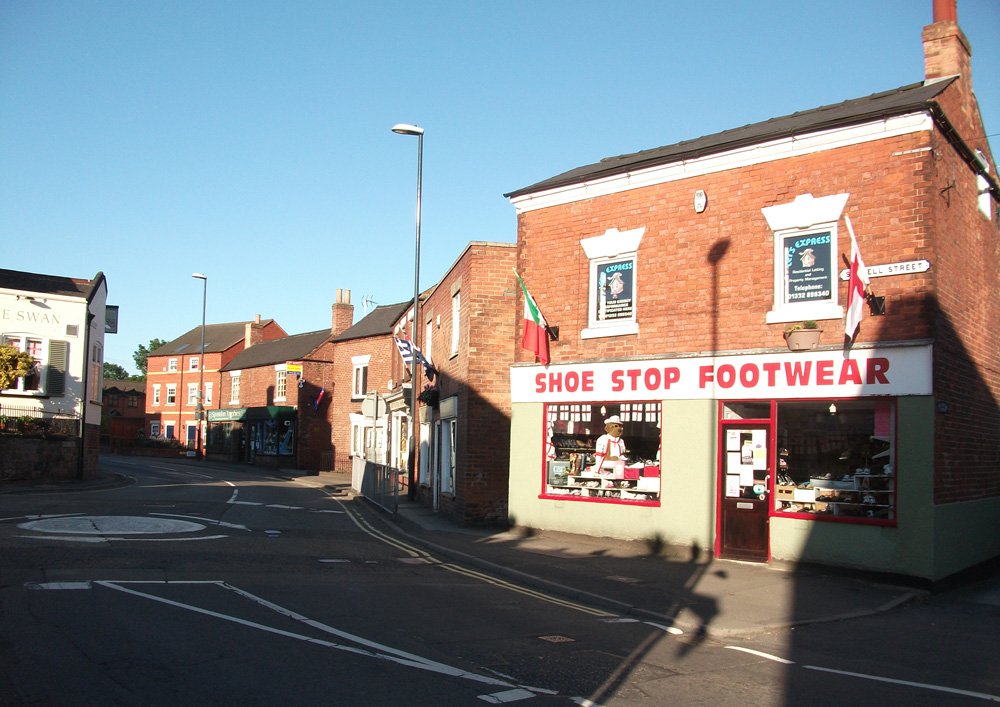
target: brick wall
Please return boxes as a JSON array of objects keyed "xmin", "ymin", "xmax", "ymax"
[
  {"xmin": 928, "ymin": 121, "xmax": 1000, "ymax": 503},
  {"xmin": 420, "ymin": 243, "xmax": 516, "ymax": 524},
  {"xmin": 516, "ymin": 131, "xmax": 938, "ymax": 364},
  {"xmin": 329, "ymin": 335, "xmax": 397, "ymax": 472}
]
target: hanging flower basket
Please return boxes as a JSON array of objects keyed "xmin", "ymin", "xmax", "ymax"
[
  {"xmin": 418, "ymin": 387, "xmax": 439, "ymax": 408},
  {"xmin": 783, "ymin": 321, "xmax": 822, "ymax": 352}
]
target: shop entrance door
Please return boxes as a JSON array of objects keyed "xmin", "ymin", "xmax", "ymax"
[{"xmin": 718, "ymin": 424, "xmax": 772, "ymax": 562}]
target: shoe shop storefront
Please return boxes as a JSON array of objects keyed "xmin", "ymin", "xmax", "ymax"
[{"xmin": 508, "ymin": 343, "xmax": 936, "ymax": 576}]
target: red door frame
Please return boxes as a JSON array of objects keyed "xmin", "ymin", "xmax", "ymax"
[{"xmin": 714, "ymin": 402, "xmax": 776, "ymax": 561}]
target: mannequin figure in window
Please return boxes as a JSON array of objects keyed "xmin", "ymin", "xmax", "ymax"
[{"xmin": 593, "ymin": 415, "xmax": 628, "ymax": 472}]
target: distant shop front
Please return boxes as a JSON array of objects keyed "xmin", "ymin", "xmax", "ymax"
[
  {"xmin": 206, "ymin": 405, "xmax": 296, "ymax": 467},
  {"xmin": 508, "ymin": 344, "xmax": 938, "ymax": 576}
]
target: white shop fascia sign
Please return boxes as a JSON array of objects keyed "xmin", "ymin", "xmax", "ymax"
[{"xmin": 510, "ymin": 345, "xmax": 932, "ymax": 403}]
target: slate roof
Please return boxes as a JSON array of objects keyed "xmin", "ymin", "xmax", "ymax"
[
  {"xmin": 333, "ymin": 301, "xmax": 411, "ymax": 343},
  {"xmin": 150, "ymin": 320, "xmax": 276, "ymax": 357},
  {"xmin": 505, "ymin": 79, "xmax": 956, "ymax": 198},
  {"xmin": 221, "ymin": 329, "xmax": 332, "ymax": 371},
  {"xmin": 0, "ymin": 267, "xmax": 104, "ymax": 299},
  {"xmin": 103, "ymin": 380, "xmax": 146, "ymax": 394}
]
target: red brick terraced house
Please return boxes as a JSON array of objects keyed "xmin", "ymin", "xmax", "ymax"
[
  {"xmin": 145, "ymin": 315, "xmax": 287, "ymax": 451},
  {"xmin": 101, "ymin": 379, "xmax": 146, "ymax": 449},
  {"xmin": 328, "ymin": 299, "xmax": 412, "ymax": 474},
  {"xmin": 402, "ymin": 241, "xmax": 518, "ymax": 525},
  {"xmin": 503, "ymin": 3, "xmax": 998, "ymax": 580}
]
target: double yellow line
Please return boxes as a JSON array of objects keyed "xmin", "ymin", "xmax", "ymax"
[{"xmin": 341, "ymin": 502, "xmax": 615, "ymax": 618}]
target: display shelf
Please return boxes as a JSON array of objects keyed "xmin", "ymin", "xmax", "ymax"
[
  {"xmin": 547, "ymin": 472, "xmax": 659, "ymax": 500},
  {"xmin": 776, "ymin": 473, "xmax": 894, "ymax": 518}
]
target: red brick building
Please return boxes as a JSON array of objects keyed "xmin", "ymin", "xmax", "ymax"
[
  {"xmin": 404, "ymin": 242, "xmax": 517, "ymax": 524},
  {"xmin": 101, "ymin": 380, "xmax": 146, "ymax": 448},
  {"xmin": 503, "ymin": 3, "xmax": 997, "ymax": 580},
  {"xmin": 318, "ymin": 296, "xmax": 406, "ymax": 473},
  {"xmin": 145, "ymin": 316, "xmax": 287, "ymax": 449},
  {"xmin": 207, "ymin": 291, "xmax": 354, "ymax": 470}
]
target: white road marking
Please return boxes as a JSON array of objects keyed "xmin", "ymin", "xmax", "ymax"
[
  {"xmin": 26, "ymin": 582, "xmax": 93, "ymax": 590},
  {"xmin": 18, "ymin": 516, "xmax": 205, "ymax": 535},
  {"xmin": 478, "ymin": 688, "xmax": 536, "ymax": 703},
  {"xmin": 644, "ymin": 621, "xmax": 684, "ymax": 635},
  {"xmin": 724, "ymin": 646, "xmax": 796, "ymax": 664},
  {"xmin": 94, "ymin": 580, "xmax": 525, "ymax": 691},
  {"xmin": 803, "ymin": 665, "xmax": 1000, "ymax": 702},
  {"xmin": 150, "ymin": 513, "xmax": 249, "ymax": 531},
  {"xmin": 19, "ymin": 534, "xmax": 229, "ymax": 543}
]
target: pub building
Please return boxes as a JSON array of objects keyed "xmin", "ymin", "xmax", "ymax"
[{"xmin": 504, "ymin": 3, "xmax": 998, "ymax": 581}]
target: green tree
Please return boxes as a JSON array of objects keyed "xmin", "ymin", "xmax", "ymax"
[
  {"xmin": 0, "ymin": 344, "xmax": 34, "ymax": 390},
  {"xmin": 103, "ymin": 362, "xmax": 132, "ymax": 380},
  {"xmin": 133, "ymin": 338, "xmax": 167, "ymax": 378}
]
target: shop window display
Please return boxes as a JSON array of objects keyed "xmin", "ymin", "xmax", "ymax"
[
  {"xmin": 543, "ymin": 402, "xmax": 661, "ymax": 503},
  {"xmin": 775, "ymin": 399, "xmax": 895, "ymax": 522}
]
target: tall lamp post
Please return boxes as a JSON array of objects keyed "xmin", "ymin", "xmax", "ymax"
[
  {"xmin": 392, "ymin": 122, "xmax": 424, "ymax": 503},
  {"xmin": 192, "ymin": 272, "xmax": 208, "ymax": 458}
]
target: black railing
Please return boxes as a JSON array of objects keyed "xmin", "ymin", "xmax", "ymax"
[{"xmin": 0, "ymin": 403, "xmax": 80, "ymax": 438}]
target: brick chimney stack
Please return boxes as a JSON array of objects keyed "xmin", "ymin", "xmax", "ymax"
[
  {"xmin": 922, "ymin": 0, "xmax": 980, "ymax": 142},
  {"xmin": 923, "ymin": 0, "xmax": 970, "ymax": 81},
  {"xmin": 244, "ymin": 313, "xmax": 264, "ymax": 348},
  {"xmin": 331, "ymin": 289, "xmax": 354, "ymax": 336}
]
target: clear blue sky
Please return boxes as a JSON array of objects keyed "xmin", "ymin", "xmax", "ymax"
[{"xmin": 2, "ymin": 1, "xmax": 997, "ymax": 374}]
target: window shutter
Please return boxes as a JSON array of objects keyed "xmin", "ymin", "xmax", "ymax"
[{"xmin": 47, "ymin": 340, "xmax": 68, "ymax": 397}]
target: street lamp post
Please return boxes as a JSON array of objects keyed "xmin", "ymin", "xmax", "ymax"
[
  {"xmin": 392, "ymin": 123, "xmax": 424, "ymax": 505},
  {"xmin": 192, "ymin": 272, "xmax": 207, "ymax": 458}
]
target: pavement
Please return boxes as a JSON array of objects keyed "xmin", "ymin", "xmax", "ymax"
[{"xmin": 5, "ymin": 461, "xmax": 998, "ymax": 639}]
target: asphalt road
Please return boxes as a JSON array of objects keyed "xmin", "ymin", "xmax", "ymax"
[{"xmin": 1, "ymin": 456, "xmax": 997, "ymax": 705}]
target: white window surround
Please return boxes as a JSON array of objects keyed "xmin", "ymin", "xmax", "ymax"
[
  {"xmin": 352, "ymin": 355, "xmax": 370, "ymax": 399},
  {"xmin": 1, "ymin": 334, "xmax": 44, "ymax": 394},
  {"xmin": 581, "ymin": 226, "xmax": 644, "ymax": 339},
  {"xmin": 450, "ymin": 291, "xmax": 460, "ymax": 357},
  {"xmin": 274, "ymin": 364, "xmax": 287, "ymax": 401},
  {"xmin": 189, "ymin": 356, "xmax": 199, "ymax": 371},
  {"xmin": 976, "ymin": 151, "xmax": 992, "ymax": 221},
  {"xmin": 152, "ymin": 384, "xmax": 161, "ymax": 406},
  {"xmin": 168, "ymin": 358, "xmax": 178, "ymax": 372},
  {"xmin": 229, "ymin": 371, "xmax": 240, "ymax": 403},
  {"xmin": 761, "ymin": 193, "xmax": 848, "ymax": 325}
]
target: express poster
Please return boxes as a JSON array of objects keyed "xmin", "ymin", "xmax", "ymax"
[
  {"xmin": 596, "ymin": 259, "xmax": 634, "ymax": 322},
  {"xmin": 784, "ymin": 231, "xmax": 832, "ymax": 304}
]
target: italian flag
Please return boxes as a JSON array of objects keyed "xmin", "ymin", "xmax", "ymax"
[{"xmin": 515, "ymin": 271, "xmax": 550, "ymax": 365}]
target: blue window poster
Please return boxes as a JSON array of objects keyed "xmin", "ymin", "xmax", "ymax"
[
  {"xmin": 784, "ymin": 231, "xmax": 832, "ymax": 304},
  {"xmin": 596, "ymin": 259, "xmax": 635, "ymax": 322}
]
